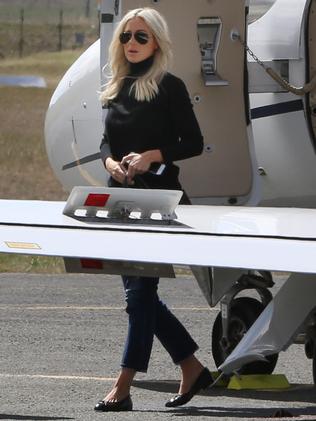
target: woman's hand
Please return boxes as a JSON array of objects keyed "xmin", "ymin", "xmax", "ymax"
[
  {"xmin": 121, "ymin": 150, "xmax": 163, "ymax": 184},
  {"xmin": 105, "ymin": 157, "xmax": 129, "ymax": 185},
  {"xmin": 121, "ymin": 153, "xmax": 151, "ymax": 182}
]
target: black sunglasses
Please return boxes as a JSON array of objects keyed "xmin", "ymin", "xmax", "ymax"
[{"xmin": 119, "ymin": 30, "xmax": 150, "ymax": 45}]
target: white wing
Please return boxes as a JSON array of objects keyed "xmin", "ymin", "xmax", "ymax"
[
  {"xmin": 1, "ymin": 188, "xmax": 316, "ymax": 274},
  {"xmin": 2, "ymin": 188, "xmax": 316, "ymax": 375}
]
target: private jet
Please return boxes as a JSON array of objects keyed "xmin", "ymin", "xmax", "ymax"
[{"xmin": 1, "ymin": 0, "xmax": 316, "ymax": 382}]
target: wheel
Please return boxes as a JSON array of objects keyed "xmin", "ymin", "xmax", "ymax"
[
  {"xmin": 212, "ymin": 297, "xmax": 278, "ymax": 374},
  {"xmin": 312, "ymin": 344, "xmax": 316, "ymax": 384}
]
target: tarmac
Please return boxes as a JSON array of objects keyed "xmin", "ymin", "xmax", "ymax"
[{"xmin": 0, "ymin": 271, "xmax": 316, "ymax": 420}]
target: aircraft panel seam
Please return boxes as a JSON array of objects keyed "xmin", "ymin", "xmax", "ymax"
[{"xmin": 1, "ymin": 221, "xmax": 316, "ymax": 242}]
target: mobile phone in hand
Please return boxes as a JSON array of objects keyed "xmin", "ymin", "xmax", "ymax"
[{"xmin": 149, "ymin": 163, "xmax": 166, "ymax": 175}]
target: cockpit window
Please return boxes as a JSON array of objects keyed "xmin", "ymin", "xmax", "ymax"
[{"xmin": 249, "ymin": 0, "xmax": 277, "ymax": 23}]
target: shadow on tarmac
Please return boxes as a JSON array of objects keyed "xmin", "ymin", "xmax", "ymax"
[
  {"xmin": 0, "ymin": 416, "xmax": 74, "ymax": 420},
  {"xmin": 133, "ymin": 379, "xmax": 316, "ymax": 418},
  {"xmin": 163, "ymin": 407, "xmax": 316, "ymax": 419},
  {"xmin": 133, "ymin": 379, "xmax": 316, "ymax": 402}
]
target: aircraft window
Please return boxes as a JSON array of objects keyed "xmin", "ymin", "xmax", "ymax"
[{"xmin": 249, "ymin": 0, "xmax": 277, "ymax": 23}]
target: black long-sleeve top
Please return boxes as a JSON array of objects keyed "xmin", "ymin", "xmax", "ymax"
[{"xmin": 100, "ymin": 56, "xmax": 204, "ymax": 190}]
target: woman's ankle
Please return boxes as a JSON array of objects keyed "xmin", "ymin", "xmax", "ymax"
[
  {"xmin": 180, "ymin": 355, "xmax": 204, "ymax": 373},
  {"xmin": 104, "ymin": 385, "xmax": 130, "ymax": 402},
  {"xmin": 116, "ymin": 368, "xmax": 136, "ymax": 386},
  {"xmin": 178, "ymin": 356, "xmax": 205, "ymax": 394},
  {"xmin": 106, "ymin": 368, "xmax": 135, "ymax": 399}
]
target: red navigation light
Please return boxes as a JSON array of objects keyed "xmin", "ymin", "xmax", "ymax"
[
  {"xmin": 84, "ymin": 193, "xmax": 110, "ymax": 207},
  {"xmin": 80, "ymin": 258, "xmax": 103, "ymax": 270}
]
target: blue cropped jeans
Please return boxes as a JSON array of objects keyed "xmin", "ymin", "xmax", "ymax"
[{"xmin": 121, "ymin": 275, "xmax": 198, "ymax": 372}]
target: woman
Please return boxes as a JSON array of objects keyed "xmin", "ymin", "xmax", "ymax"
[{"xmin": 95, "ymin": 7, "xmax": 212, "ymax": 412}]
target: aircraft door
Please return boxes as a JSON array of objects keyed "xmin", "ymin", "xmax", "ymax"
[{"xmin": 120, "ymin": 0, "xmax": 258, "ymax": 205}]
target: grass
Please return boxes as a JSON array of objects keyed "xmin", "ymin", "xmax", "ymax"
[
  {"xmin": 0, "ymin": 0, "xmax": 100, "ymax": 24},
  {"xmin": 0, "ymin": 48, "xmax": 85, "ymax": 273},
  {"xmin": 0, "ymin": 21, "xmax": 98, "ymax": 59},
  {"xmin": 0, "ymin": 49, "xmax": 85, "ymax": 87},
  {"xmin": 0, "ymin": 0, "xmax": 99, "ymax": 60},
  {"xmin": 0, "ymin": 254, "xmax": 65, "ymax": 274},
  {"xmin": 0, "ymin": 50, "xmax": 83, "ymax": 200}
]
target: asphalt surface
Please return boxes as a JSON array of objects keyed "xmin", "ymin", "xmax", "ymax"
[{"xmin": 0, "ymin": 272, "xmax": 316, "ymax": 420}]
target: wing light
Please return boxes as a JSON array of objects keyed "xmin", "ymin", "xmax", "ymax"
[
  {"xmin": 84, "ymin": 193, "xmax": 110, "ymax": 207},
  {"xmin": 80, "ymin": 258, "xmax": 103, "ymax": 270}
]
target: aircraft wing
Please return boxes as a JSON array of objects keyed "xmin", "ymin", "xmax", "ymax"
[
  {"xmin": 0, "ymin": 187, "xmax": 316, "ymax": 274},
  {"xmin": 2, "ymin": 187, "xmax": 316, "ymax": 376}
]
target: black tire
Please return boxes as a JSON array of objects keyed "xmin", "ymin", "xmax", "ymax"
[
  {"xmin": 212, "ymin": 297, "xmax": 278, "ymax": 374},
  {"xmin": 312, "ymin": 346, "xmax": 316, "ymax": 384}
]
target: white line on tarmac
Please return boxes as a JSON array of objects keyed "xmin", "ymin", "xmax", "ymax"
[
  {"xmin": 0, "ymin": 305, "xmax": 216, "ymax": 311},
  {"xmin": 0, "ymin": 373, "xmax": 117, "ymax": 381},
  {"xmin": 0, "ymin": 373, "xmax": 182, "ymax": 386}
]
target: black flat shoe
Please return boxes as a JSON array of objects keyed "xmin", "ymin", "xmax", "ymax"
[
  {"xmin": 94, "ymin": 395, "xmax": 133, "ymax": 412},
  {"xmin": 165, "ymin": 367, "xmax": 213, "ymax": 407}
]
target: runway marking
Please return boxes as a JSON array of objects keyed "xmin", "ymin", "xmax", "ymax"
[
  {"xmin": 0, "ymin": 305, "xmax": 216, "ymax": 311},
  {"xmin": 0, "ymin": 373, "xmax": 117, "ymax": 381}
]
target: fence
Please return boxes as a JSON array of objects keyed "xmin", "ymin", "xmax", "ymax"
[{"xmin": 0, "ymin": 0, "xmax": 100, "ymax": 58}]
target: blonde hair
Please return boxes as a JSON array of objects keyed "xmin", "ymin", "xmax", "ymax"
[{"xmin": 100, "ymin": 8, "xmax": 172, "ymax": 105}]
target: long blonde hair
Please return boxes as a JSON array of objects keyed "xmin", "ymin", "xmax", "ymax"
[{"xmin": 100, "ymin": 8, "xmax": 172, "ymax": 105}]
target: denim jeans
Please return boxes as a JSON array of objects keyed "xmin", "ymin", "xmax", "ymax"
[{"xmin": 121, "ymin": 275, "xmax": 198, "ymax": 372}]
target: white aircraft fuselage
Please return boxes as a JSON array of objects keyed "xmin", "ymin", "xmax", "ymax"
[{"xmin": 44, "ymin": 0, "xmax": 316, "ymax": 208}]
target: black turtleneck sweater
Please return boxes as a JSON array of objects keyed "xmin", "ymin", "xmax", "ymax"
[{"xmin": 100, "ymin": 56, "xmax": 204, "ymax": 190}]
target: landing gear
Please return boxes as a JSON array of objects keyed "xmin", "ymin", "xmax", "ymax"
[
  {"xmin": 303, "ymin": 324, "xmax": 316, "ymax": 384},
  {"xmin": 192, "ymin": 269, "xmax": 316, "ymax": 381},
  {"xmin": 192, "ymin": 268, "xmax": 281, "ymax": 374},
  {"xmin": 313, "ymin": 350, "xmax": 316, "ymax": 385},
  {"xmin": 212, "ymin": 296, "xmax": 279, "ymax": 374}
]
